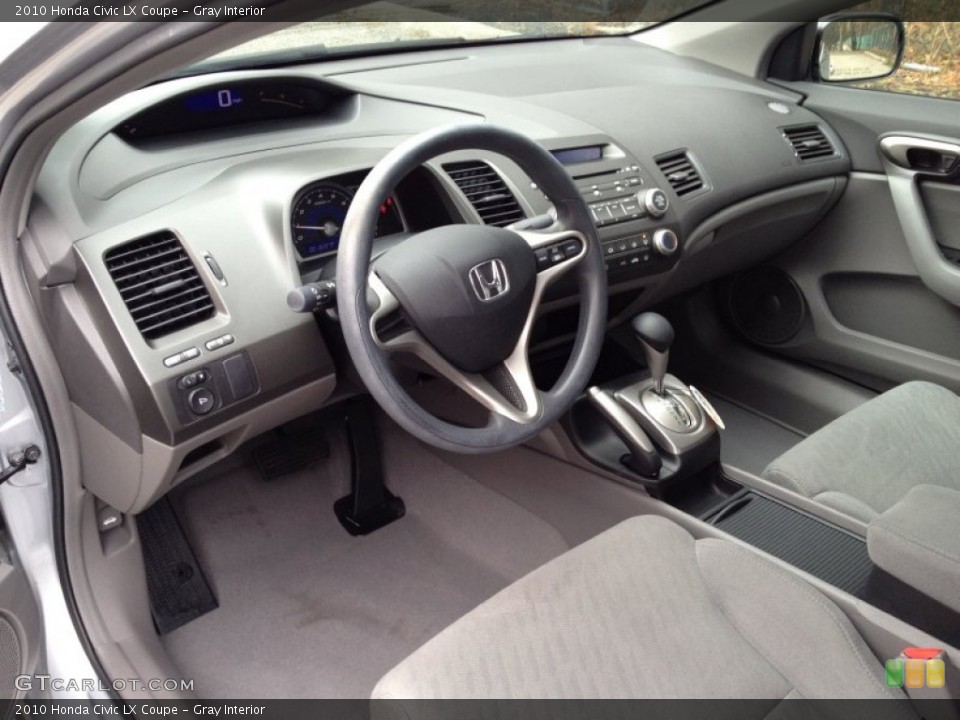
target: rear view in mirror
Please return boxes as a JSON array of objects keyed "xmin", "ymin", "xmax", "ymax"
[{"xmin": 817, "ymin": 14, "xmax": 905, "ymax": 83}]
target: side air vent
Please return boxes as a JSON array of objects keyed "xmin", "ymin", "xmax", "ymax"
[
  {"xmin": 104, "ymin": 232, "xmax": 215, "ymax": 341},
  {"xmin": 655, "ymin": 151, "xmax": 705, "ymax": 197},
  {"xmin": 782, "ymin": 125, "xmax": 838, "ymax": 161},
  {"xmin": 443, "ymin": 161, "xmax": 526, "ymax": 227}
]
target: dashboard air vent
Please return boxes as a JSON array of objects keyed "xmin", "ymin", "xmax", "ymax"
[
  {"xmin": 655, "ymin": 151, "xmax": 705, "ymax": 197},
  {"xmin": 443, "ymin": 161, "xmax": 526, "ymax": 227},
  {"xmin": 104, "ymin": 231, "xmax": 215, "ymax": 341},
  {"xmin": 782, "ymin": 125, "xmax": 837, "ymax": 161}
]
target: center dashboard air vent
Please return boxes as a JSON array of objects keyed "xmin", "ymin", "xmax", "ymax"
[
  {"xmin": 782, "ymin": 125, "xmax": 838, "ymax": 162},
  {"xmin": 104, "ymin": 231, "xmax": 215, "ymax": 341},
  {"xmin": 655, "ymin": 151, "xmax": 706, "ymax": 198},
  {"xmin": 443, "ymin": 161, "xmax": 527, "ymax": 227}
]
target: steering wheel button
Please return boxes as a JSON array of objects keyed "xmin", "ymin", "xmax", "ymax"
[
  {"xmin": 535, "ymin": 249, "xmax": 551, "ymax": 270},
  {"xmin": 549, "ymin": 249, "xmax": 566, "ymax": 265},
  {"xmin": 188, "ymin": 388, "xmax": 216, "ymax": 416},
  {"xmin": 561, "ymin": 239, "xmax": 583, "ymax": 258}
]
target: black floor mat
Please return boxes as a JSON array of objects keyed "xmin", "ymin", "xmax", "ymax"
[
  {"xmin": 253, "ymin": 426, "xmax": 330, "ymax": 481},
  {"xmin": 138, "ymin": 497, "xmax": 218, "ymax": 635},
  {"xmin": 708, "ymin": 493, "xmax": 874, "ymax": 596}
]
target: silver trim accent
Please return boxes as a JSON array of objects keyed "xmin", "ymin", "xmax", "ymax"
[
  {"xmin": 369, "ymin": 228, "xmax": 588, "ymax": 424},
  {"xmin": 468, "ymin": 258, "xmax": 509, "ymax": 302},
  {"xmin": 587, "ymin": 387, "xmax": 658, "ymax": 455},
  {"xmin": 614, "ymin": 374, "xmax": 716, "ymax": 456},
  {"xmin": 653, "ymin": 228, "xmax": 679, "ymax": 256},
  {"xmin": 689, "ymin": 385, "xmax": 725, "ymax": 431},
  {"xmin": 880, "ymin": 136, "xmax": 960, "ymax": 174},
  {"xmin": 641, "ymin": 188, "xmax": 669, "ymax": 218}
]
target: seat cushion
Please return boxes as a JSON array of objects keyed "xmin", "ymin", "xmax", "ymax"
[
  {"xmin": 372, "ymin": 516, "xmax": 909, "ymax": 706},
  {"xmin": 762, "ymin": 381, "xmax": 960, "ymax": 523}
]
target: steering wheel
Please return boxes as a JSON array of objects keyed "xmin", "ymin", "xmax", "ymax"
[{"xmin": 337, "ymin": 123, "xmax": 608, "ymax": 453}]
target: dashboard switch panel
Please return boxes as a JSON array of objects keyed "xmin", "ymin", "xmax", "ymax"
[
  {"xmin": 168, "ymin": 351, "xmax": 260, "ymax": 425},
  {"xmin": 602, "ymin": 228, "xmax": 680, "ymax": 277}
]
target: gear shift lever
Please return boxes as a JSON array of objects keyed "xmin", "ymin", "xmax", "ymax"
[{"xmin": 632, "ymin": 313, "xmax": 674, "ymax": 396}]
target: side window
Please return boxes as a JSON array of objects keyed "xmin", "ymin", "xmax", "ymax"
[{"xmin": 835, "ymin": 1, "xmax": 960, "ymax": 100}]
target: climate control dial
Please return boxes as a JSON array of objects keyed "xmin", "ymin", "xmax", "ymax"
[
  {"xmin": 653, "ymin": 229, "xmax": 680, "ymax": 256},
  {"xmin": 640, "ymin": 188, "xmax": 670, "ymax": 218}
]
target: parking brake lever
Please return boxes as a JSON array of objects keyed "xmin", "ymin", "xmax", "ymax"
[{"xmin": 587, "ymin": 388, "xmax": 661, "ymax": 479}]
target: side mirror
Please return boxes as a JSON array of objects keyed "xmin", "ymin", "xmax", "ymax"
[{"xmin": 815, "ymin": 13, "xmax": 905, "ymax": 83}]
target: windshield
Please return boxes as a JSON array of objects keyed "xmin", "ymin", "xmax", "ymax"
[{"xmin": 200, "ymin": 0, "xmax": 716, "ymax": 68}]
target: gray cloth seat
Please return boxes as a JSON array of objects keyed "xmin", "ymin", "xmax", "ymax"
[
  {"xmin": 763, "ymin": 381, "xmax": 960, "ymax": 523},
  {"xmin": 372, "ymin": 515, "xmax": 909, "ymax": 706}
]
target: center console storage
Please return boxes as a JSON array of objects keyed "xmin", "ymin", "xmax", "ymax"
[{"xmin": 706, "ymin": 491, "xmax": 873, "ymax": 595}]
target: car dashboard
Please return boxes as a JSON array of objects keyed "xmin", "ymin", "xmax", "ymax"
[{"xmin": 22, "ymin": 36, "xmax": 851, "ymax": 514}]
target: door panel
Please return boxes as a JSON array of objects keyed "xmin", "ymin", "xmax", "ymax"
[
  {"xmin": 0, "ymin": 536, "xmax": 41, "ymax": 700},
  {"xmin": 794, "ymin": 83, "xmax": 960, "ymax": 172},
  {"xmin": 922, "ymin": 183, "xmax": 960, "ymax": 251},
  {"xmin": 760, "ymin": 171, "xmax": 960, "ymax": 393},
  {"xmin": 732, "ymin": 82, "xmax": 960, "ymax": 392},
  {"xmin": 758, "ymin": 81, "xmax": 960, "ymax": 392}
]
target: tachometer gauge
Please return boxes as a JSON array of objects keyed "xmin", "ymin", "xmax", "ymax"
[{"xmin": 291, "ymin": 183, "xmax": 353, "ymax": 258}]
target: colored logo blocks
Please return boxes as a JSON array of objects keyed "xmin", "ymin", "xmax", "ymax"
[{"xmin": 886, "ymin": 648, "xmax": 945, "ymax": 689}]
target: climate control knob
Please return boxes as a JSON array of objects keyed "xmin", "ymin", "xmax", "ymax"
[
  {"xmin": 653, "ymin": 228, "xmax": 680, "ymax": 256},
  {"xmin": 640, "ymin": 188, "xmax": 670, "ymax": 218}
]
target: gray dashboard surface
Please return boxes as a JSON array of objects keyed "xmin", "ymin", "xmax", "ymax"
[
  {"xmin": 23, "ymin": 34, "xmax": 852, "ymax": 511},
  {"xmin": 38, "ymin": 37, "xmax": 848, "ymax": 239}
]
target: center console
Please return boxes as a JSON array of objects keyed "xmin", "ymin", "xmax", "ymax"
[
  {"xmin": 567, "ymin": 316, "xmax": 960, "ymax": 650},
  {"xmin": 570, "ymin": 312, "xmax": 722, "ymax": 496},
  {"xmin": 541, "ymin": 138, "xmax": 683, "ymax": 280}
]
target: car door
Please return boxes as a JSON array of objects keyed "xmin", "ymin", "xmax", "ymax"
[
  {"xmin": 0, "ymin": 331, "xmax": 45, "ymax": 707},
  {"xmin": 752, "ymin": 8, "xmax": 960, "ymax": 394},
  {"xmin": 0, "ymin": 530, "xmax": 42, "ymax": 705}
]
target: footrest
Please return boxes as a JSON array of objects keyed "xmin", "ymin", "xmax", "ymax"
[{"xmin": 138, "ymin": 497, "xmax": 218, "ymax": 634}]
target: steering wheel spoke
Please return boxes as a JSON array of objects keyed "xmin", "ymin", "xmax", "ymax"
[{"xmin": 369, "ymin": 272, "xmax": 544, "ymax": 423}]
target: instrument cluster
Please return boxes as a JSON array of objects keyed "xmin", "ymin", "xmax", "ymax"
[{"xmin": 291, "ymin": 174, "xmax": 405, "ymax": 260}]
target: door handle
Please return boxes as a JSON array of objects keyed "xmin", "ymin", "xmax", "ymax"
[
  {"xmin": 880, "ymin": 136, "xmax": 960, "ymax": 175},
  {"xmin": 879, "ymin": 133, "xmax": 960, "ymax": 307}
]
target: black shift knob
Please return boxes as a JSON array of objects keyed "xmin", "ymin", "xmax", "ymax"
[{"xmin": 632, "ymin": 313, "xmax": 674, "ymax": 353}]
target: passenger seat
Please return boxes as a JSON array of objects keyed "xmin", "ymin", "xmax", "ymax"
[{"xmin": 762, "ymin": 381, "xmax": 960, "ymax": 523}]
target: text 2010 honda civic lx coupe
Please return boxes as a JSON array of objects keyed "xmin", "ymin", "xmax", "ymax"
[{"xmin": 0, "ymin": 1, "xmax": 958, "ymax": 713}]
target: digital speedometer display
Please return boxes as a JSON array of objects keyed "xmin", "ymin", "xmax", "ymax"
[{"xmin": 291, "ymin": 180, "xmax": 405, "ymax": 259}]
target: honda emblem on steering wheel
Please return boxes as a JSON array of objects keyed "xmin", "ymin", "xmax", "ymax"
[{"xmin": 469, "ymin": 259, "xmax": 510, "ymax": 302}]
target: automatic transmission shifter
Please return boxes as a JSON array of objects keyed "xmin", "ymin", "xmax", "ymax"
[{"xmin": 632, "ymin": 313, "xmax": 674, "ymax": 396}]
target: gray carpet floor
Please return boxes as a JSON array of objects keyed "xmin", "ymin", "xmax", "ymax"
[
  {"xmin": 706, "ymin": 395, "xmax": 806, "ymax": 476},
  {"xmin": 162, "ymin": 419, "xmax": 569, "ymax": 699}
]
